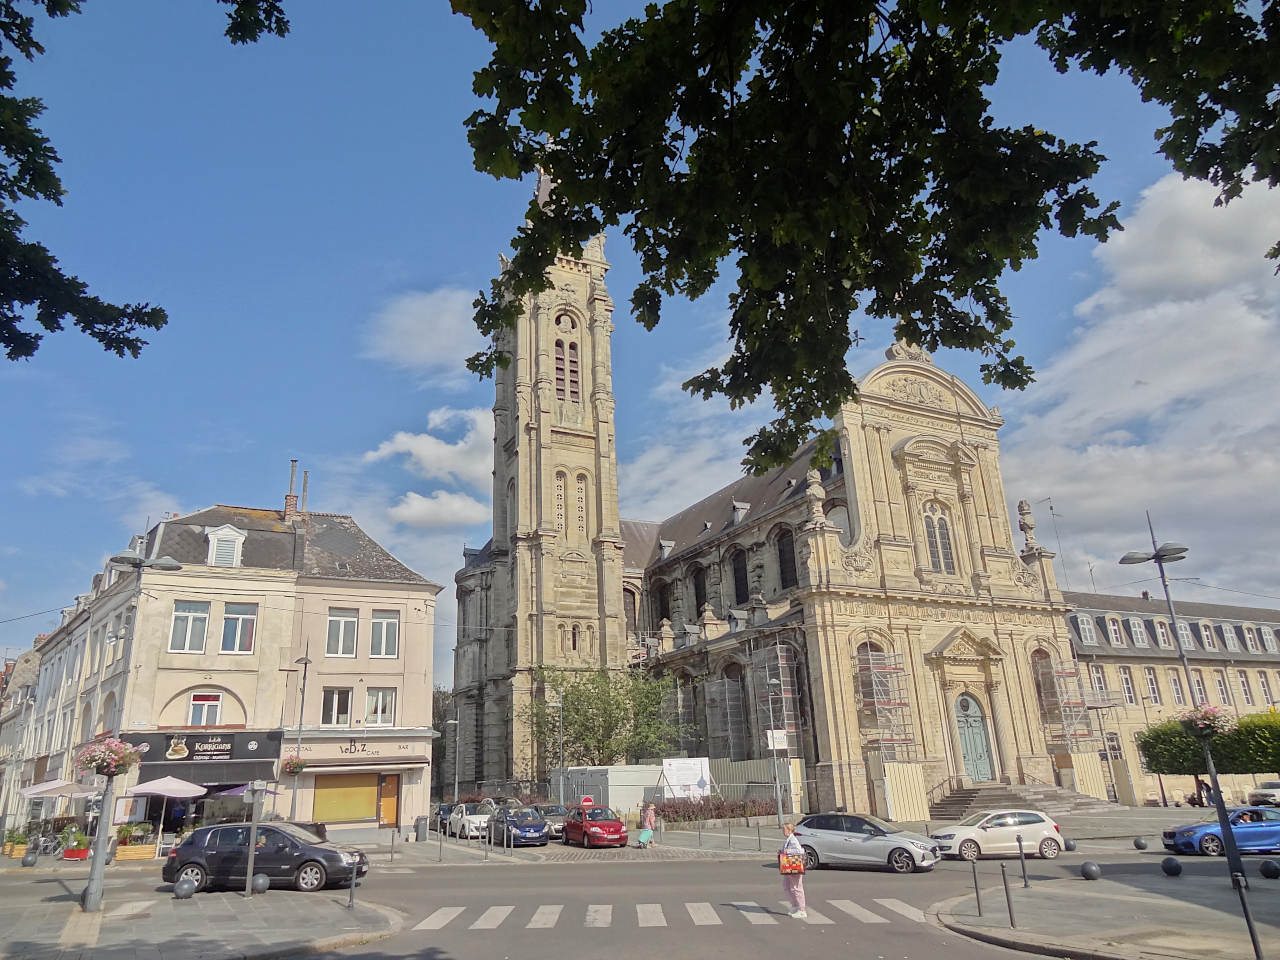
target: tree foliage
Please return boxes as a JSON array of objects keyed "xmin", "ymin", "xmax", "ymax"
[
  {"xmin": 452, "ymin": 0, "xmax": 1280, "ymax": 471},
  {"xmin": 524, "ymin": 667, "xmax": 681, "ymax": 768},
  {"xmin": 1137, "ymin": 713, "xmax": 1280, "ymax": 776},
  {"xmin": 0, "ymin": 1, "xmax": 289, "ymax": 361}
]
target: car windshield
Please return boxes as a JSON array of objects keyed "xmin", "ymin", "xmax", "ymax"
[
  {"xmin": 538, "ymin": 805, "xmax": 567, "ymax": 816},
  {"xmin": 1259, "ymin": 782, "xmax": 1280, "ymax": 790},
  {"xmin": 861, "ymin": 815, "xmax": 901, "ymax": 834},
  {"xmin": 509, "ymin": 807, "xmax": 543, "ymax": 824},
  {"xmin": 584, "ymin": 807, "xmax": 618, "ymax": 821},
  {"xmin": 958, "ymin": 813, "xmax": 990, "ymax": 826}
]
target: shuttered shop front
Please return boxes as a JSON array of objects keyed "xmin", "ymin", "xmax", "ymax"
[{"xmin": 312, "ymin": 773, "xmax": 379, "ymax": 822}]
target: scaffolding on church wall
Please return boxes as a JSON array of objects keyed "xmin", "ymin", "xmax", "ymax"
[
  {"xmin": 854, "ymin": 651, "xmax": 919, "ymax": 762},
  {"xmin": 751, "ymin": 643, "xmax": 801, "ymax": 756},
  {"xmin": 705, "ymin": 676, "xmax": 750, "ymax": 761},
  {"xmin": 1033, "ymin": 657, "xmax": 1098, "ymax": 751}
]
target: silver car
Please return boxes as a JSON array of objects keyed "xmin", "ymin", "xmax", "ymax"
[
  {"xmin": 793, "ymin": 813, "xmax": 940, "ymax": 873},
  {"xmin": 1247, "ymin": 781, "xmax": 1280, "ymax": 806},
  {"xmin": 532, "ymin": 803, "xmax": 568, "ymax": 838}
]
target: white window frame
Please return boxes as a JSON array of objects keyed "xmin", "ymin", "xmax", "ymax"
[
  {"xmin": 220, "ymin": 603, "xmax": 257, "ymax": 654},
  {"xmin": 1177, "ymin": 621, "xmax": 1195, "ymax": 650},
  {"xmin": 1144, "ymin": 666, "xmax": 1161, "ymax": 705},
  {"xmin": 1263, "ymin": 628, "xmax": 1279, "ymax": 654},
  {"xmin": 1215, "ymin": 670, "xmax": 1233, "ymax": 705},
  {"xmin": 188, "ymin": 692, "xmax": 222, "ymax": 726},
  {"xmin": 1090, "ymin": 663, "xmax": 1107, "ymax": 693},
  {"xmin": 204, "ymin": 524, "xmax": 247, "ymax": 567},
  {"xmin": 1259, "ymin": 672, "xmax": 1274, "ymax": 706},
  {"xmin": 1168, "ymin": 669, "xmax": 1186, "ymax": 706},
  {"xmin": 1243, "ymin": 626, "xmax": 1260, "ymax": 653},
  {"xmin": 321, "ymin": 687, "xmax": 352, "ymax": 726},
  {"xmin": 366, "ymin": 687, "xmax": 396, "ymax": 726},
  {"xmin": 1238, "ymin": 670, "xmax": 1255, "ymax": 706},
  {"xmin": 370, "ymin": 611, "xmax": 400, "ymax": 659},
  {"xmin": 1222, "ymin": 624, "xmax": 1241, "ymax": 652},
  {"xmin": 1119, "ymin": 666, "xmax": 1136, "ymax": 705},
  {"xmin": 1155, "ymin": 621, "xmax": 1173, "ymax": 649},
  {"xmin": 326, "ymin": 609, "xmax": 358, "ymax": 658},
  {"xmin": 1129, "ymin": 618, "xmax": 1150, "ymax": 647},
  {"xmin": 1077, "ymin": 616, "xmax": 1098, "ymax": 646},
  {"xmin": 1192, "ymin": 670, "xmax": 1209, "ymax": 706},
  {"xmin": 169, "ymin": 601, "xmax": 210, "ymax": 653},
  {"xmin": 1201, "ymin": 623, "xmax": 1218, "ymax": 650},
  {"xmin": 1108, "ymin": 619, "xmax": 1125, "ymax": 647}
]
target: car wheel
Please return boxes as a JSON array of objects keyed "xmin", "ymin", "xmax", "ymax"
[
  {"xmin": 562, "ymin": 833, "xmax": 572, "ymax": 845},
  {"xmin": 294, "ymin": 861, "xmax": 327, "ymax": 892},
  {"xmin": 958, "ymin": 839, "xmax": 981, "ymax": 861},
  {"xmin": 583, "ymin": 832, "xmax": 592, "ymax": 849},
  {"xmin": 801, "ymin": 844, "xmax": 820, "ymax": 870},
  {"xmin": 1038, "ymin": 838, "xmax": 1061, "ymax": 859},
  {"xmin": 887, "ymin": 848, "xmax": 914, "ymax": 874},
  {"xmin": 176, "ymin": 863, "xmax": 206, "ymax": 892},
  {"xmin": 1200, "ymin": 834, "xmax": 1225, "ymax": 857}
]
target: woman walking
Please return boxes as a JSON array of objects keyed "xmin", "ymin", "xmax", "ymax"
[
  {"xmin": 637, "ymin": 802, "xmax": 656, "ymax": 848},
  {"xmin": 779, "ymin": 822, "xmax": 807, "ymax": 918}
]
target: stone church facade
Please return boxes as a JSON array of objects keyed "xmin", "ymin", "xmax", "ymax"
[{"xmin": 448, "ymin": 230, "xmax": 1109, "ymax": 818}]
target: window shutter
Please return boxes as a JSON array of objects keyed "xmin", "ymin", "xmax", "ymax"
[{"xmin": 212, "ymin": 538, "xmax": 237, "ymax": 566}]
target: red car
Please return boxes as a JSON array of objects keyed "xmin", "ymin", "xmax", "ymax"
[{"xmin": 562, "ymin": 805, "xmax": 628, "ymax": 848}]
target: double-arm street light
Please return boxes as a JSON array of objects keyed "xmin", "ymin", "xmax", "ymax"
[{"xmin": 1120, "ymin": 512, "xmax": 1262, "ymax": 960}]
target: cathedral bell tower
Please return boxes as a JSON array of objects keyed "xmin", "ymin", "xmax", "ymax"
[{"xmin": 485, "ymin": 198, "xmax": 626, "ymax": 782}]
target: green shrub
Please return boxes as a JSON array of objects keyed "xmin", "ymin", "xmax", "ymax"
[{"xmin": 1138, "ymin": 712, "xmax": 1280, "ymax": 775}]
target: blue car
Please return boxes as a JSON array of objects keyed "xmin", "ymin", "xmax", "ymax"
[
  {"xmin": 1162, "ymin": 806, "xmax": 1280, "ymax": 856},
  {"xmin": 486, "ymin": 804, "xmax": 551, "ymax": 846}
]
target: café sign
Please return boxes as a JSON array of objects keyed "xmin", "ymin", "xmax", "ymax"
[{"xmin": 123, "ymin": 730, "xmax": 283, "ymax": 763}]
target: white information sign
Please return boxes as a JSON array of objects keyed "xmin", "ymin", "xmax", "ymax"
[
  {"xmin": 766, "ymin": 729, "xmax": 788, "ymax": 751},
  {"xmin": 661, "ymin": 757, "xmax": 712, "ymax": 799}
]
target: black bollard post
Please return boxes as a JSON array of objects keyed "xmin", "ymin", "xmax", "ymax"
[
  {"xmin": 1001, "ymin": 863, "xmax": 1016, "ymax": 929},
  {"xmin": 438, "ymin": 821, "xmax": 443, "ymax": 863},
  {"xmin": 1016, "ymin": 834, "xmax": 1030, "ymax": 889},
  {"xmin": 728, "ymin": 820, "xmax": 732, "ymax": 851},
  {"xmin": 697, "ymin": 822, "xmax": 702, "ymax": 847},
  {"xmin": 347, "ymin": 860, "xmax": 356, "ymax": 910},
  {"xmin": 972, "ymin": 858, "xmax": 983, "ymax": 917},
  {"xmin": 757, "ymin": 824, "xmax": 762, "ymax": 851},
  {"xmin": 390, "ymin": 829, "xmax": 396, "ymax": 865}
]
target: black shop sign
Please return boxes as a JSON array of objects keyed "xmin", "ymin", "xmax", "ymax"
[{"xmin": 123, "ymin": 730, "xmax": 283, "ymax": 764}]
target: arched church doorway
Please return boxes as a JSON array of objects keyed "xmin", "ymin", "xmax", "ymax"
[{"xmin": 955, "ymin": 693, "xmax": 994, "ymax": 782}]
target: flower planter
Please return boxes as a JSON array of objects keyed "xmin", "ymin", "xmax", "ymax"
[
  {"xmin": 9, "ymin": 844, "xmax": 27, "ymax": 860},
  {"xmin": 114, "ymin": 843, "xmax": 157, "ymax": 861},
  {"xmin": 2, "ymin": 842, "xmax": 12, "ymax": 857},
  {"xmin": 62, "ymin": 848, "xmax": 90, "ymax": 861}
]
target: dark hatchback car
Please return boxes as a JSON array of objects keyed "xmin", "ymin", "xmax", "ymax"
[
  {"xmin": 162, "ymin": 823, "xmax": 368, "ymax": 892},
  {"xmin": 486, "ymin": 804, "xmax": 552, "ymax": 846}
]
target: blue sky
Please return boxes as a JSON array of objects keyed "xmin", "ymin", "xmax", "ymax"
[{"xmin": 3, "ymin": 2, "xmax": 1279, "ymax": 676}]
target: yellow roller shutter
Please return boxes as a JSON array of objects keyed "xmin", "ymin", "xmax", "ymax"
[{"xmin": 313, "ymin": 773, "xmax": 378, "ymax": 822}]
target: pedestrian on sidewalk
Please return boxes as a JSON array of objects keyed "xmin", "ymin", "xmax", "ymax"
[
  {"xmin": 637, "ymin": 803, "xmax": 656, "ymax": 848},
  {"xmin": 779, "ymin": 822, "xmax": 806, "ymax": 919}
]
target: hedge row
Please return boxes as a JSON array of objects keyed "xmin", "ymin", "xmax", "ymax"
[
  {"xmin": 653, "ymin": 796, "xmax": 777, "ymax": 823},
  {"xmin": 1136, "ymin": 712, "xmax": 1280, "ymax": 775}
]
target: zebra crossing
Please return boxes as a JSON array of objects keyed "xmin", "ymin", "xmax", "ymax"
[{"xmin": 410, "ymin": 897, "xmax": 928, "ymax": 932}]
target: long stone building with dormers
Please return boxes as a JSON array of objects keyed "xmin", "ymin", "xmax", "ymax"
[{"xmin": 450, "ymin": 223, "xmax": 1280, "ymax": 818}]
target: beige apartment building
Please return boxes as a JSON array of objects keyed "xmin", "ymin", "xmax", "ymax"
[{"xmin": 11, "ymin": 479, "xmax": 439, "ymax": 833}]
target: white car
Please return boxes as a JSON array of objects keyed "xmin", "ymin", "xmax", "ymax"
[
  {"xmin": 930, "ymin": 809, "xmax": 1062, "ymax": 861},
  {"xmin": 447, "ymin": 802, "xmax": 491, "ymax": 839},
  {"xmin": 1247, "ymin": 781, "xmax": 1280, "ymax": 806}
]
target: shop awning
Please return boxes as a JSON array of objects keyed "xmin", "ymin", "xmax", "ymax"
[{"xmin": 138, "ymin": 760, "xmax": 276, "ymax": 786}]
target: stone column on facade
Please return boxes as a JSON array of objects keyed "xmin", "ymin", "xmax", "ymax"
[
  {"xmin": 941, "ymin": 678, "xmax": 969, "ymax": 784},
  {"xmin": 984, "ymin": 678, "xmax": 1018, "ymax": 784},
  {"xmin": 902, "ymin": 482, "xmax": 931, "ymax": 573},
  {"xmin": 958, "ymin": 482, "xmax": 987, "ymax": 582}
]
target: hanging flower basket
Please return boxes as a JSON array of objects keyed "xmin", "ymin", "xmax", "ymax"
[
  {"xmin": 75, "ymin": 738, "xmax": 142, "ymax": 777},
  {"xmin": 1178, "ymin": 705, "xmax": 1237, "ymax": 739},
  {"xmin": 281, "ymin": 755, "xmax": 308, "ymax": 776}
]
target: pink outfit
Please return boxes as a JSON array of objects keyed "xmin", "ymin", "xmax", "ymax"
[
  {"xmin": 781, "ymin": 834, "xmax": 806, "ymax": 912},
  {"xmin": 642, "ymin": 808, "xmax": 656, "ymax": 830}
]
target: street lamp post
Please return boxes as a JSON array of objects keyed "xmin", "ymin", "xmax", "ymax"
[
  {"xmin": 82, "ymin": 548, "xmax": 181, "ymax": 914},
  {"xmin": 289, "ymin": 654, "xmax": 312, "ymax": 820},
  {"xmin": 444, "ymin": 719, "xmax": 459, "ymax": 802},
  {"xmin": 766, "ymin": 678, "xmax": 784, "ymax": 828},
  {"xmin": 1120, "ymin": 515, "xmax": 1262, "ymax": 960}
]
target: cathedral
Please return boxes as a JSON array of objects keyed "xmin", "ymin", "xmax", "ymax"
[{"xmin": 448, "ymin": 222, "xmax": 1280, "ymax": 818}]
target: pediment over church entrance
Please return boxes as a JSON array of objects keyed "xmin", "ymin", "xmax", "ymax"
[{"xmin": 927, "ymin": 627, "xmax": 1003, "ymax": 663}]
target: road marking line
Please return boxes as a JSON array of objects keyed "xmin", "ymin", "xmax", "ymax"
[
  {"xmin": 527, "ymin": 905, "xmax": 563, "ymax": 929},
  {"xmin": 470, "ymin": 905, "xmax": 515, "ymax": 929},
  {"xmin": 873, "ymin": 898, "xmax": 925, "ymax": 922},
  {"xmin": 105, "ymin": 900, "xmax": 155, "ymax": 918},
  {"xmin": 412, "ymin": 907, "xmax": 465, "ymax": 930},
  {"xmin": 585, "ymin": 904, "xmax": 612, "ymax": 928},
  {"xmin": 637, "ymin": 903, "xmax": 666, "ymax": 927},
  {"xmin": 776, "ymin": 901, "xmax": 833, "ymax": 924},
  {"xmin": 730, "ymin": 901, "xmax": 777, "ymax": 924},
  {"xmin": 827, "ymin": 899, "xmax": 888, "ymax": 923},
  {"xmin": 686, "ymin": 902, "xmax": 722, "ymax": 925}
]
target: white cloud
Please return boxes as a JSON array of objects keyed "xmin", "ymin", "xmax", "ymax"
[
  {"xmin": 361, "ymin": 288, "xmax": 488, "ymax": 388},
  {"xmin": 388, "ymin": 490, "xmax": 489, "ymax": 528},
  {"xmin": 362, "ymin": 407, "xmax": 494, "ymax": 494},
  {"xmin": 1000, "ymin": 174, "xmax": 1280, "ymax": 610}
]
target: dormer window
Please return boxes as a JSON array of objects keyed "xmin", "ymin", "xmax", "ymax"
[
  {"xmin": 732, "ymin": 501, "xmax": 751, "ymax": 525},
  {"xmin": 1076, "ymin": 616, "xmax": 1098, "ymax": 646},
  {"xmin": 1201, "ymin": 623, "xmax": 1218, "ymax": 650},
  {"xmin": 1108, "ymin": 619, "xmax": 1125, "ymax": 647},
  {"xmin": 1128, "ymin": 618, "xmax": 1150, "ymax": 647},
  {"xmin": 1221, "ymin": 624, "xmax": 1241, "ymax": 652},
  {"xmin": 205, "ymin": 524, "xmax": 247, "ymax": 567}
]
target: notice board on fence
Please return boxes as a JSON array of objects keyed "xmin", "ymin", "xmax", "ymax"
[{"xmin": 660, "ymin": 757, "xmax": 712, "ymax": 799}]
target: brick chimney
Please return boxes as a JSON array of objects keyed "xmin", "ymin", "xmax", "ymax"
[{"xmin": 284, "ymin": 459, "xmax": 299, "ymax": 519}]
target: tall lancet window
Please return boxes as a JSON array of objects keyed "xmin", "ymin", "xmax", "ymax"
[
  {"xmin": 922, "ymin": 501, "xmax": 956, "ymax": 575},
  {"xmin": 575, "ymin": 473, "xmax": 588, "ymax": 540},
  {"xmin": 555, "ymin": 341, "xmax": 567, "ymax": 399},
  {"xmin": 568, "ymin": 342, "xmax": 580, "ymax": 401}
]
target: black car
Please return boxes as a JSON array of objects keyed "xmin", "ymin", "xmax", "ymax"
[
  {"xmin": 485, "ymin": 804, "xmax": 551, "ymax": 846},
  {"xmin": 434, "ymin": 802, "xmax": 457, "ymax": 831},
  {"xmin": 162, "ymin": 822, "xmax": 368, "ymax": 892}
]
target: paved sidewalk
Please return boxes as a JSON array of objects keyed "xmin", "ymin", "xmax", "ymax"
[
  {"xmin": 932, "ymin": 870, "xmax": 1280, "ymax": 960},
  {"xmin": 0, "ymin": 889, "xmax": 397, "ymax": 960}
]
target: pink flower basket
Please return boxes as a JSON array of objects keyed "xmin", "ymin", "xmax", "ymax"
[{"xmin": 74, "ymin": 738, "xmax": 142, "ymax": 777}]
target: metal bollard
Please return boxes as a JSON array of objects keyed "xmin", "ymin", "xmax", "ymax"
[
  {"xmin": 347, "ymin": 861, "xmax": 357, "ymax": 910},
  {"xmin": 391, "ymin": 829, "xmax": 396, "ymax": 865},
  {"xmin": 728, "ymin": 821, "xmax": 732, "ymax": 850},
  {"xmin": 438, "ymin": 822, "xmax": 443, "ymax": 862},
  {"xmin": 1016, "ymin": 834, "xmax": 1030, "ymax": 889},
  {"xmin": 757, "ymin": 824, "xmax": 762, "ymax": 851},
  {"xmin": 1000, "ymin": 863, "xmax": 1016, "ymax": 929},
  {"xmin": 698, "ymin": 822, "xmax": 702, "ymax": 847},
  {"xmin": 971, "ymin": 858, "xmax": 983, "ymax": 917}
]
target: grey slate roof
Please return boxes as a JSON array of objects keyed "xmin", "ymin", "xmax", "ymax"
[
  {"xmin": 620, "ymin": 519, "xmax": 661, "ymax": 571},
  {"xmin": 149, "ymin": 505, "xmax": 435, "ymax": 587},
  {"xmin": 1063, "ymin": 590, "xmax": 1280, "ymax": 663}
]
